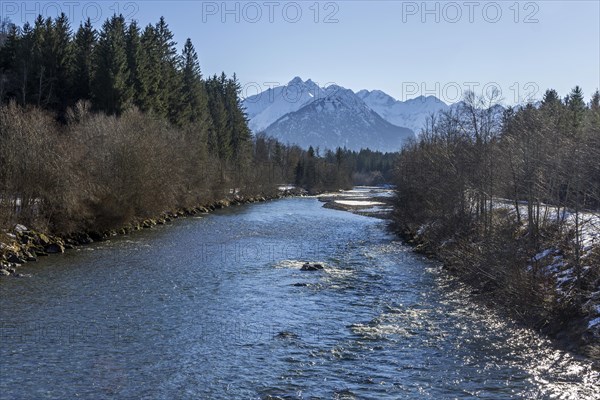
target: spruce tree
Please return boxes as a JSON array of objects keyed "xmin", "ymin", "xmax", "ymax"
[
  {"xmin": 0, "ymin": 23, "xmax": 19, "ymax": 102},
  {"xmin": 50, "ymin": 13, "xmax": 74, "ymax": 113},
  {"xmin": 180, "ymin": 38, "xmax": 209, "ymax": 125},
  {"xmin": 72, "ymin": 18, "xmax": 96, "ymax": 102},
  {"xmin": 125, "ymin": 21, "xmax": 143, "ymax": 106},
  {"xmin": 541, "ymin": 89, "xmax": 561, "ymax": 107},
  {"xmin": 206, "ymin": 75, "xmax": 230, "ymax": 159},
  {"xmin": 14, "ymin": 22, "xmax": 36, "ymax": 105},
  {"xmin": 138, "ymin": 25, "xmax": 161, "ymax": 113},
  {"xmin": 92, "ymin": 15, "xmax": 132, "ymax": 115},
  {"xmin": 154, "ymin": 17, "xmax": 182, "ymax": 123},
  {"xmin": 31, "ymin": 16, "xmax": 49, "ymax": 106},
  {"xmin": 224, "ymin": 73, "xmax": 252, "ymax": 161},
  {"xmin": 567, "ymin": 86, "xmax": 586, "ymax": 131},
  {"xmin": 590, "ymin": 90, "xmax": 600, "ymax": 112}
]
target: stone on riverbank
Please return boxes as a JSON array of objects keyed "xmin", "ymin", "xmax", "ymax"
[
  {"xmin": 7, "ymin": 254, "xmax": 26, "ymax": 264},
  {"xmin": 45, "ymin": 243, "xmax": 65, "ymax": 254},
  {"xmin": 0, "ymin": 192, "xmax": 294, "ymax": 279}
]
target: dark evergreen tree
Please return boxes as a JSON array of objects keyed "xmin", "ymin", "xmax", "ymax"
[
  {"xmin": 224, "ymin": 73, "xmax": 252, "ymax": 161},
  {"xmin": 566, "ymin": 86, "xmax": 586, "ymax": 132},
  {"xmin": 206, "ymin": 75, "xmax": 231, "ymax": 159},
  {"xmin": 49, "ymin": 13, "xmax": 74, "ymax": 114},
  {"xmin": 154, "ymin": 16, "xmax": 182, "ymax": 123},
  {"xmin": 591, "ymin": 90, "xmax": 600, "ymax": 112},
  {"xmin": 72, "ymin": 18, "xmax": 96, "ymax": 102},
  {"xmin": 138, "ymin": 25, "xmax": 161, "ymax": 112},
  {"xmin": 28, "ymin": 16, "xmax": 45, "ymax": 106},
  {"xmin": 91, "ymin": 14, "xmax": 131, "ymax": 115},
  {"xmin": 541, "ymin": 89, "xmax": 561, "ymax": 107},
  {"xmin": 179, "ymin": 38, "xmax": 210, "ymax": 126},
  {"xmin": 0, "ymin": 23, "xmax": 19, "ymax": 102},
  {"xmin": 125, "ymin": 20, "xmax": 142, "ymax": 106},
  {"xmin": 15, "ymin": 22, "xmax": 35, "ymax": 105}
]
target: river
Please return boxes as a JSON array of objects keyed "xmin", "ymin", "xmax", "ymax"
[{"xmin": 1, "ymin": 195, "xmax": 598, "ymax": 399}]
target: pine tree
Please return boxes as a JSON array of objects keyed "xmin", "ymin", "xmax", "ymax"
[
  {"xmin": 50, "ymin": 13, "xmax": 74, "ymax": 113},
  {"xmin": 566, "ymin": 86, "xmax": 586, "ymax": 132},
  {"xmin": 541, "ymin": 89, "xmax": 561, "ymax": 107},
  {"xmin": 13, "ymin": 22, "xmax": 37, "ymax": 105},
  {"xmin": 206, "ymin": 75, "xmax": 230, "ymax": 159},
  {"xmin": 154, "ymin": 17, "xmax": 182, "ymax": 123},
  {"xmin": 0, "ymin": 23, "xmax": 19, "ymax": 102},
  {"xmin": 31, "ymin": 16, "xmax": 49, "ymax": 106},
  {"xmin": 92, "ymin": 15, "xmax": 132, "ymax": 115},
  {"xmin": 72, "ymin": 18, "xmax": 96, "ymax": 102},
  {"xmin": 590, "ymin": 90, "xmax": 600, "ymax": 112},
  {"xmin": 125, "ymin": 21, "xmax": 142, "ymax": 106},
  {"xmin": 224, "ymin": 73, "xmax": 252, "ymax": 161},
  {"xmin": 179, "ymin": 38, "xmax": 209, "ymax": 125},
  {"xmin": 138, "ymin": 24, "xmax": 161, "ymax": 112}
]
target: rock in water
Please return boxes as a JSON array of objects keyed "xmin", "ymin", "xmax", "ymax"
[
  {"xmin": 275, "ymin": 331, "xmax": 299, "ymax": 339},
  {"xmin": 301, "ymin": 263, "xmax": 324, "ymax": 271}
]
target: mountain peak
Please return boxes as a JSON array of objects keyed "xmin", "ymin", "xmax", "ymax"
[
  {"xmin": 288, "ymin": 76, "xmax": 304, "ymax": 85},
  {"xmin": 360, "ymin": 89, "xmax": 397, "ymax": 106},
  {"xmin": 371, "ymin": 89, "xmax": 394, "ymax": 98},
  {"xmin": 408, "ymin": 95, "xmax": 447, "ymax": 105},
  {"xmin": 265, "ymin": 89, "xmax": 413, "ymax": 152},
  {"xmin": 359, "ymin": 91, "xmax": 450, "ymax": 134}
]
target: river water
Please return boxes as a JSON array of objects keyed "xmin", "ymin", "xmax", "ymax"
[{"xmin": 1, "ymin": 196, "xmax": 598, "ymax": 399}]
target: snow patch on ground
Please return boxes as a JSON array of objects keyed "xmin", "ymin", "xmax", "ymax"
[
  {"xmin": 493, "ymin": 199, "xmax": 600, "ymax": 259},
  {"xmin": 14, "ymin": 224, "xmax": 28, "ymax": 233},
  {"xmin": 532, "ymin": 249, "xmax": 553, "ymax": 262},
  {"xmin": 588, "ymin": 317, "xmax": 600, "ymax": 329},
  {"xmin": 359, "ymin": 206, "xmax": 394, "ymax": 213},
  {"xmin": 334, "ymin": 200, "xmax": 384, "ymax": 206},
  {"xmin": 278, "ymin": 185, "xmax": 295, "ymax": 191}
]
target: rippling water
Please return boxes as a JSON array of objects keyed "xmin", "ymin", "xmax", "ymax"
[{"xmin": 1, "ymin": 197, "xmax": 598, "ymax": 399}]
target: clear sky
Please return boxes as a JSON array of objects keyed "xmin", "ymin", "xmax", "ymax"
[{"xmin": 4, "ymin": 1, "xmax": 599, "ymax": 104}]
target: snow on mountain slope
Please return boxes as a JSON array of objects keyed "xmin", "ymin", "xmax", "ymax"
[
  {"xmin": 243, "ymin": 78, "xmax": 504, "ymax": 151},
  {"xmin": 264, "ymin": 85, "xmax": 413, "ymax": 152},
  {"xmin": 243, "ymin": 77, "xmax": 321, "ymax": 132},
  {"xmin": 357, "ymin": 90, "xmax": 450, "ymax": 135}
]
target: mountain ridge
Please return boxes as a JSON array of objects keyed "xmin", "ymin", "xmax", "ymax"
[
  {"xmin": 242, "ymin": 77, "xmax": 495, "ymax": 152},
  {"xmin": 262, "ymin": 81, "xmax": 414, "ymax": 152}
]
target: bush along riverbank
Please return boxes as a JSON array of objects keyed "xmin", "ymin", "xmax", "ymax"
[
  {"xmin": 391, "ymin": 87, "xmax": 600, "ymax": 362},
  {"xmin": 391, "ymin": 210, "xmax": 600, "ymax": 362},
  {"xmin": 0, "ymin": 188, "xmax": 307, "ymax": 277}
]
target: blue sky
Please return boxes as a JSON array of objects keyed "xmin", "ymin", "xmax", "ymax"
[{"xmin": 4, "ymin": 1, "xmax": 599, "ymax": 104}]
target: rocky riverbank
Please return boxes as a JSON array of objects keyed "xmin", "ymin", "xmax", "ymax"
[
  {"xmin": 392, "ymin": 220, "xmax": 600, "ymax": 365},
  {"xmin": 0, "ymin": 188, "xmax": 307, "ymax": 277}
]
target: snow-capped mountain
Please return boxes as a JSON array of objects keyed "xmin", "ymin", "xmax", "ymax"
[
  {"xmin": 263, "ymin": 85, "xmax": 413, "ymax": 152},
  {"xmin": 356, "ymin": 90, "xmax": 450, "ymax": 134},
  {"xmin": 241, "ymin": 77, "xmax": 470, "ymax": 152},
  {"xmin": 244, "ymin": 77, "xmax": 322, "ymax": 132}
]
